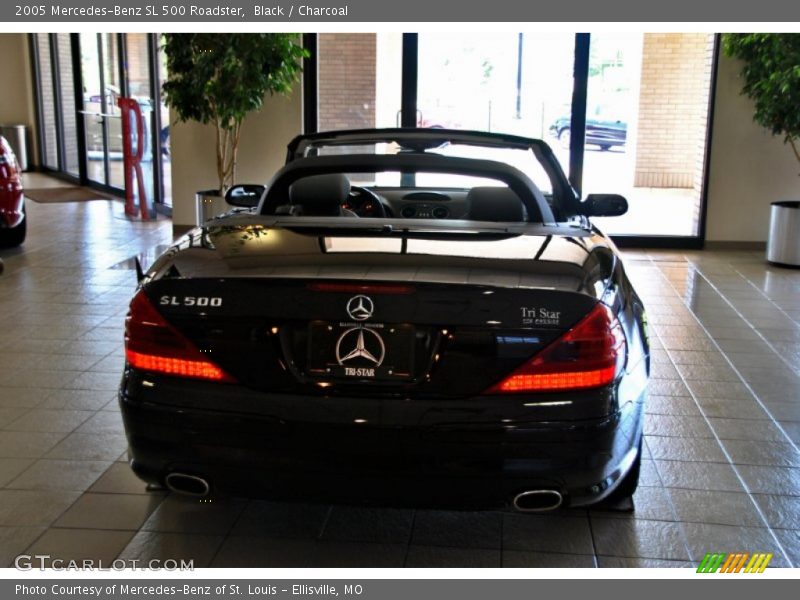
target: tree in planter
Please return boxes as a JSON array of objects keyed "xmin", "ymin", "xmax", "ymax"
[
  {"xmin": 724, "ymin": 34, "xmax": 800, "ymax": 171},
  {"xmin": 162, "ymin": 33, "xmax": 308, "ymax": 195}
]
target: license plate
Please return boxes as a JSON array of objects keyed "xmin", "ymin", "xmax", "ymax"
[{"xmin": 307, "ymin": 321, "xmax": 415, "ymax": 381}]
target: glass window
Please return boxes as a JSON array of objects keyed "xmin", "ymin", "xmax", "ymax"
[
  {"xmin": 417, "ymin": 34, "xmax": 574, "ymax": 138},
  {"xmin": 157, "ymin": 35, "xmax": 172, "ymax": 207},
  {"xmin": 55, "ymin": 33, "xmax": 79, "ymax": 177},
  {"xmin": 124, "ymin": 33, "xmax": 156, "ymax": 207},
  {"xmin": 583, "ymin": 33, "xmax": 715, "ymax": 237},
  {"xmin": 35, "ymin": 34, "xmax": 58, "ymax": 170}
]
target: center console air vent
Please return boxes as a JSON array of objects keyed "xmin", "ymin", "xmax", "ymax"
[{"xmin": 401, "ymin": 204, "xmax": 450, "ymax": 219}]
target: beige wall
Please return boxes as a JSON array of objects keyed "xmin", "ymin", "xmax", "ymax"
[
  {"xmin": 0, "ymin": 34, "xmax": 38, "ymax": 165},
  {"xmin": 705, "ymin": 53, "xmax": 800, "ymax": 242},
  {"xmin": 170, "ymin": 89, "xmax": 303, "ymax": 227}
]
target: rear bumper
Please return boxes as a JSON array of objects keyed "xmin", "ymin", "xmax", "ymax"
[{"xmin": 119, "ymin": 370, "xmax": 645, "ymax": 509}]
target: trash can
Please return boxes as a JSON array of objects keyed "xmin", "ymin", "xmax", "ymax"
[
  {"xmin": 0, "ymin": 124, "xmax": 28, "ymax": 171},
  {"xmin": 767, "ymin": 201, "xmax": 800, "ymax": 267},
  {"xmin": 195, "ymin": 190, "xmax": 227, "ymax": 225}
]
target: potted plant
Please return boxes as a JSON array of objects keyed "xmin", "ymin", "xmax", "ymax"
[
  {"xmin": 161, "ymin": 33, "xmax": 307, "ymax": 223},
  {"xmin": 724, "ymin": 34, "xmax": 800, "ymax": 266}
]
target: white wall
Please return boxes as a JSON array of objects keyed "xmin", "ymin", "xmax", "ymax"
[
  {"xmin": 705, "ymin": 53, "xmax": 800, "ymax": 242},
  {"xmin": 170, "ymin": 89, "xmax": 302, "ymax": 227},
  {"xmin": 0, "ymin": 33, "xmax": 38, "ymax": 164}
]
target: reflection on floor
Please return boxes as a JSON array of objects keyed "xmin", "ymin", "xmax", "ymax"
[{"xmin": 1, "ymin": 197, "xmax": 799, "ymax": 568}]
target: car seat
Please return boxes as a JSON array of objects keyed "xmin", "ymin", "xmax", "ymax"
[
  {"xmin": 466, "ymin": 186, "xmax": 527, "ymax": 222},
  {"xmin": 288, "ymin": 173, "xmax": 357, "ymax": 217}
]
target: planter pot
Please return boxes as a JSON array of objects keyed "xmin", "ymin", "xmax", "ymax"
[
  {"xmin": 767, "ymin": 201, "xmax": 800, "ymax": 268},
  {"xmin": 195, "ymin": 189, "xmax": 228, "ymax": 226}
]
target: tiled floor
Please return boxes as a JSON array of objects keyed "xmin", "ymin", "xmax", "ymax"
[{"xmin": 1, "ymin": 180, "xmax": 799, "ymax": 568}]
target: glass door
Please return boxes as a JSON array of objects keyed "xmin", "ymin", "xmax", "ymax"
[
  {"xmin": 583, "ymin": 33, "xmax": 715, "ymax": 239},
  {"xmin": 34, "ymin": 34, "xmax": 59, "ymax": 171},
  {"xmin": 417, "ymin": 34, "xmax": 574, "ymax": 137},
  {"xmin": 307, "ymin": 32, "xmax": 718, "ymax": 245},
  {"xmin": 415, "ymin": 33, "xmax": 576, "ymax": 184},
  {"xmin": 79, "ymin": 33, "xmax": 123, "ymax": 191},
  {"xmin": 55, "ymin": 34, "xmax": 79, "ymax": 178},
  {"xmin": 122, "ymin": 33, "xmax": 157, "ymax": 208},
  {"xmin": 156, "ymin": 35, "xmax": 172, "ymax": 208}
]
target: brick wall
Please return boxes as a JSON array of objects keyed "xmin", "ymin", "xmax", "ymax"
[
  {"xmin": 125, "ymin": 33, "xmax": 151, "ymax": 97},
  {"xmin": 634, "ymin": 33, "xmax": 715, "ymax": 189},
  {"xmin": 318, "ymin": 34, "xmax": 376, "ymax": 131}
]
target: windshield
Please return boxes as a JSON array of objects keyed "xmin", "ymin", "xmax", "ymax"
[
  {"xmin": 304, "ymin": 140, "xmax": 554, "ymax": 195},
  {"xmin": 263, "ymin": 167, "xmax": 541, "ymax": 224}
]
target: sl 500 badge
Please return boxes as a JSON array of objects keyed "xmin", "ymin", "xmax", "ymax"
[{"xmin": 160, "ymin": 295, "xmax": 222, "ymax": 308}]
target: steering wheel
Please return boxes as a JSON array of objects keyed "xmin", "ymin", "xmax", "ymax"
[{"xmin": 344, "ymin": 185, "xmax": 388, "ymax": 218}]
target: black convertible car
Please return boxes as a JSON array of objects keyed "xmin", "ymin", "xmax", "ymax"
[
  {"xmin": 550, "ymin": 110, "xmax": 627, "ymax": 151},
  {"xmin": 120, "ymin": 129, "xmax": 649, "ymax": 512}
]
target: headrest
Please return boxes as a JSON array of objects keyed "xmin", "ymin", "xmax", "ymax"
[
  {"xmin": 288, "ymin": 174, "xmax": 351, "ymax": 216},
  {"xmin": 467, "ymin": 186, "xmax": 526, "ymax": 222}
]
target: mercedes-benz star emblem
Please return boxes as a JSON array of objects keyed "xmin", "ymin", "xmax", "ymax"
[
  {"xmin": 346, "ymin": 295, "xmax": 374, "ymax": 321},
  {"xmin": 335, "ymin": 327, "xmax": 386, "ymax": 367}
]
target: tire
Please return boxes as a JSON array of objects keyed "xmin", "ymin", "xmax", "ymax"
[
  {"xmin": 604, "ymin": 438, "xmax": 642, "ymax": 503},
  {"xmin": 558, "ymin": 127, "xmax": 571, "ymax": 150},
  {"xmin": 0, "ymin": 207, "xmax": 26, "ymax": 248}
]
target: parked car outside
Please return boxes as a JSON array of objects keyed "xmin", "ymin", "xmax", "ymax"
[{"xmin": 550, "ymin": 104, "xmax": 627, "ymax": 151}]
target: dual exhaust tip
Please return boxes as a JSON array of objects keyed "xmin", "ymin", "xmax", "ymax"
[
  {"xmin": 164, "ymin": 473, "xmax": 563, "ymax": 512},
  {"xmin": 512, "ymin": 490, "xmax": 563, "ymax": 512},
  {"xmin": 164, "ymin": 472, "xmax": 210, "ymax": 497}
]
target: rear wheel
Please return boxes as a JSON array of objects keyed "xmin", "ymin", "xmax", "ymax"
[{"xmin": 0, "ymin": 206, "xmax": 26, "ymax": 248}]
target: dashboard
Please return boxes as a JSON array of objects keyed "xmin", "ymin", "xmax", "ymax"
[{"xmin": 344, "ymin": 187, "xmax": 470, "ymax": 220}]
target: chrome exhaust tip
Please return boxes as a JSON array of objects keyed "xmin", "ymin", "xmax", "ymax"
[
  {"xmin": 512, "ymin": 490, "xmax": 563, "ymax": 512},
  {"xmin": 164, "ymin": 473, "xmax": 210, "ymax": 497}
]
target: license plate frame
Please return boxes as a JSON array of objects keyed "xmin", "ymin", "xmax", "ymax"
[{"xmin": 306, "ymin": 321, "xmax": 415, "ymax": 381}]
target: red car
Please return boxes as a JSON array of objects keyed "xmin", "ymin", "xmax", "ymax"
[{"xmin": 0, "ymin": 135, "xmax": 26, "ymax": 247}]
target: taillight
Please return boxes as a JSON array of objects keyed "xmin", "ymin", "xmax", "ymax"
[
  {"xmin": 124, "ymin": 291, "xmax": 235, "ymax": 383},
  {"xmin": 486, "ymin": 303, "xmax": 626, "ymax": 393}
]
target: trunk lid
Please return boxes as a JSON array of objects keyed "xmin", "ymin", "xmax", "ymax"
[{"xmin": 145, "ymin": 277, "xmax": 599, "ymax": 398}]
